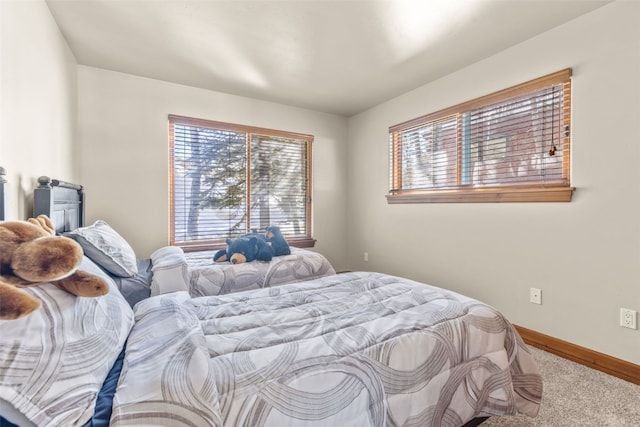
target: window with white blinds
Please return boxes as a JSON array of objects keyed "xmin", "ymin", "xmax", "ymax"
[
  {"xmin": 169, "ymin": 115, "xmax": 314, "ymax": 250},
  {"xmin": 388, "ymin": 69, "xmax": 574, "ymax": 203}
]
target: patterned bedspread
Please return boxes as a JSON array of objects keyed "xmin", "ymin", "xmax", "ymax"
[
  {"xmin": 0, "ymin": 257, "xmax": 134, "ymax": 427},
  {"xmin": 185, "ymin": 247, "xmax": 336, "ymax": 297},
  {"xmin": 111, "ymin": 272, "xmax": 542, "ymax": 427}
]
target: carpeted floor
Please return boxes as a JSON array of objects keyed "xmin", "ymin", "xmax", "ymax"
[{"xmin": 482, "ymin": 347, "xmax": 640, "ymax": 426}]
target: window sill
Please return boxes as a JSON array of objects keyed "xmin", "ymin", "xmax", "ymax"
[
  {"xmin": 386, "ymin": 185, "xmax": 575, "ymax": 203},
  {"xmin": 288, "ymin": 237, "xmax": 317, "ymax": 248}
]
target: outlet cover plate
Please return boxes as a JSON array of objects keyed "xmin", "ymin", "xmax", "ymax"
[
  {"xmin": 620, "ymin": 308, "xmax": 637, "ymax": 329},
  {"xmin": 530, "ymin": 288, "xmax": 542, "ymax": 305}
]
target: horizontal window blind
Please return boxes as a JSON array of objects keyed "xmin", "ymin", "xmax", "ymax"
[
  {"xmin": 396, "ymin": 116, "xmax": 458, "ymax": 191},
  {"xmin": 250, "ymin": 135, "xmax": 309, "ymax": 237},
  {"xmin": 464, "ymin": 85, "xmax": 568, "ymax": 186},
  {"xmin": 169, "ymin": 115, "xmax": 313, "ymax": 248},
  {"xmin": 389, "ymin": 69, "xmax": 572, "ymax": 202}
]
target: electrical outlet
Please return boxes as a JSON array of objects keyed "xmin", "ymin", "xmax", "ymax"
[
  {"xmin": 529, "ymin": 288, "xmax": 542, "ymax": 305},
  {"xmin": 620, "ymin": 308, "xmax": 637, "ymax": 329},
  {"xmin": 363, "ymin": 252, "xmax": 369, "ymax": 262}
]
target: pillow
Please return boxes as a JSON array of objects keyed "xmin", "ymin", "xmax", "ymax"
[
  {"xmin": 109, "ymin": 259, "xmax": 153, "ymax": 308},
  {"xmin": 66, "ymin": 220, "xmax": 138, "ymax": 277},
  {"xmin": 149, "ymin": 246, "xmax": 189, "ymax": 296}
]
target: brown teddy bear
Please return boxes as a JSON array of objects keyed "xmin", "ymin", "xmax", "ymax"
[{"xmin": 0, "ymin": 215, "xmax": 109, "ymax": 320}]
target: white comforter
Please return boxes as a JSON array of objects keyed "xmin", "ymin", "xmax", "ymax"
[
  {"xmin": 185, "ymin": 247, "xmax": 336, "ymax": 297},
  {"xmin": 0, "ymin": 257, "xmax": 134, "ymax": 427},
  {"xmin": 111, "ymin": 272, "xmax": 542, "ymax": 427}
]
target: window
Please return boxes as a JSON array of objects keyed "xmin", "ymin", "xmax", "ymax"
[
  {"xmin": 169, "ymin": 115, "xmax": 314, "ymax": 250},
  {"xmin": 388, "ymin": 69, "xmax": 574, "ymax": 203}
]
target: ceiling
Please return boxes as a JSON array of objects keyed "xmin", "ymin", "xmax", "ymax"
[{"xmin": 46, "ymin": 0, "xmax": 610, "ymax": 116}]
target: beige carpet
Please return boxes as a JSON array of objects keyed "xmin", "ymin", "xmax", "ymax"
[{"xmin": 483, "ymin": 347, "xmax": 640, "ymax": 426}]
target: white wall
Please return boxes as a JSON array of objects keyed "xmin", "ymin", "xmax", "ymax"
[
  {"xmin": 347, "ymin": 1, "xmax": 640, "ymax": 365},
  {"xmin": 77, "ymin": 67, "xmax": 349, "ymax": 269},
  {"xmin": 0, "ymin": 0, "xmax": 78, "ymax": 219}
]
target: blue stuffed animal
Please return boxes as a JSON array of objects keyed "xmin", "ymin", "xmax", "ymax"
[
  {"xmin": 213, "ymin": 227, "xmax": 291, "ymax": 264},
  {"xmin": 265, "ymin": 226, "xmax": 291, "ymax": 256}
]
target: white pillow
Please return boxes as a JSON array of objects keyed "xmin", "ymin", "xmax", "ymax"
[
  {"xmin": 66, "ymin": 220, "xmax": 138, "ymax": 277},
  {"xmin": 150, "ymin": 246, "xmax": 190, "ymax": 296}
]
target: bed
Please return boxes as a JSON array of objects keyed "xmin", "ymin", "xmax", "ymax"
[
  {"xmin": 0, "ymin": 255, "xmax": 134, "ymax": 427},
  {"xmin": 0, "ymin": 173, "xmax": 542, "ymax": 426},
  {"xmin": 111, "ymin": 271, "xmax": 542, "ymax": 426},
  {"xmin": 185, "ymin": 247, "xmax": 335, "ymax": 297},
  {"xmin": 0, "ymin": 268, "xmax": 542, "ymax": 426},
  {"xmin": 30, "ymin": 176, "xmax": 335, "ymax": 307},
  {"xmin": 0, "ymin": 166, "xmax": 7, "ymax": 221}
]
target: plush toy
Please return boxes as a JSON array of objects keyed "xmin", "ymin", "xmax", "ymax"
[
  {"xmin": 0, "ymin": 215, "xmax": 109, "ymax": 320},
  {"xmin": 265, "ymin": 226, "xmax": 291, "ymax": 257},
  {"xmin": 213, "ymin": 231, "xmax": 273, "ymax": 264},
  {"xmin": 213, "ymin": 227, "xmax": 290, "ymax": 264}
]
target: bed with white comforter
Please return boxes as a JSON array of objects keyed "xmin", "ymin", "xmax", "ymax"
[
  {"xmin": 110, "ymin": 271, "xmax": 542, "ymax": 427},
  {"xmin": 184, "ymin": 247, "xmax": 336, "ymax": 297}
]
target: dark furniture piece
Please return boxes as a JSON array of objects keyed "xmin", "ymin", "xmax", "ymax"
[
  {"xmin": 0, "ymin": 166, "xmax": 7, "ymax": 221},
  {"xmin": 33, "ymin": 175, "xmax": 84, "ymax": 233}
]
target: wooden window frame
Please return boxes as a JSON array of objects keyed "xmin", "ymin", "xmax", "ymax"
[
  {"xmin": 169, "ymin": 115, "xmax": 315, "ymax": 251},
  {"xmin": 387, "ymin": 69, "xmax": 575, "ymax": 203}
]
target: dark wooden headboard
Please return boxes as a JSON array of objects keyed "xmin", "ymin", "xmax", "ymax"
[
  {"xmin": 0, "ymin": 166, "xmax": 6, "ymax": 221},
  {"xmin": 33, "ymin": 176, "xmax": 85, "ymax": 233}
]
